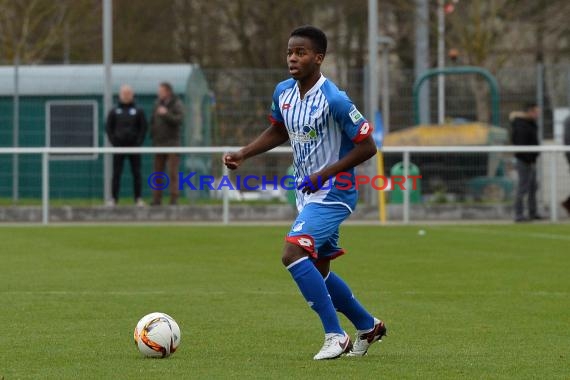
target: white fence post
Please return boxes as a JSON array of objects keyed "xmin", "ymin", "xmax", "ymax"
[
  {"xmin": 222, "ymin": 162, "xmax": 230, "ymax": 225},
  {"xmin": 42, "ymin": 151, "xmax": 49, "ymax": 225},
  {"xmin": 403, "ymin": 150, "xmax": 410, "ymax": 223},
  {"xmin": 550, "ymin": 152, "xmax": 558, "ymax": 223}
]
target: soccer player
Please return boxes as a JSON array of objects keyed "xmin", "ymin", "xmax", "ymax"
[{"xmin": 224, "ymin": 26, "xmax": 386, "ymax": 360}]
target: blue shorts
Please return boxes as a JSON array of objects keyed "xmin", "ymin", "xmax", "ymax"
[{"xmin": 286, "ymin": 202, "xmax": 351, "ymax": 261}]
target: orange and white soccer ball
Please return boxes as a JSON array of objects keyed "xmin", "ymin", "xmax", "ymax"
[{"xmin": 134, "ymin": 312, "xmax": 181, "ymax": 358}]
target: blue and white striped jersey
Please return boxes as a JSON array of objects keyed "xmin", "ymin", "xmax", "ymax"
[{"xmin": 269, "ymin": 74, "xmax": 373, "ymax": 212}]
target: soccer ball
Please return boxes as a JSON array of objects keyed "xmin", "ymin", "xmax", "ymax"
[{"xmin": 134, "ymin": 312, "xmax": 181, "ymax": 358}]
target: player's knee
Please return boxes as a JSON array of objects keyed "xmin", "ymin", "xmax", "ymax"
[
  {"xmin": 281, "ymin": 243, "xmax": 309, "ymax": 267},
  {"xmin": 314, "ymin": 260, "xmax": 330, "ymax": 278}
]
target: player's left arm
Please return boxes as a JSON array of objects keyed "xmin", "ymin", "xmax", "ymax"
[
  {"xmin": 300, "ymin": 136, "xmax": 376, "ymax": 194},
  {"xmin": 323, "ymin": 135, "xmax": 376, "ymax": 177},
  {"xmin": 300, "ymin": 97, "xmax": 376, "ymax": 194}
]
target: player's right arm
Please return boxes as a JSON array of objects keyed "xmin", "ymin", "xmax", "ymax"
[
  {"xmin": 225, "ymin": 85, "xmax": 289, "ymax": 170},
  {"xmin": 224, "ymin": 123, "xmax": 289, "ymax": 170}
]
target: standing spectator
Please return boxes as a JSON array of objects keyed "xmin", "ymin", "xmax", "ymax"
[
  {"xmin": 150, "ymin": 82, "xmax": 184, "ymax": 206},
  {"xmin": 562, "ymin": 115, "xmax": 570, "ymax": 214},
  {"xmin": 511, "ymin": 103, "xmax": 542, "ymax": 222},
  {"xmin": 105, "ymin": 84, "xmax": 147, "ymax": 207}
]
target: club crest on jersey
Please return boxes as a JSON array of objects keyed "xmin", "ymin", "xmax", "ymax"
[
  {"xmin": 282, "ymin": 103, "xmax": 291, "ymax": 110},
  {"xmin": 309, "ymin": 105, "xmax": 321, "ymax": 119},
  {"xmin": 289, "ymin": 125, "xmax": 317, "ymax": 144},
  {"xmin": 349, "ymin": 105, "xmax": 364, "ymax": 124}
]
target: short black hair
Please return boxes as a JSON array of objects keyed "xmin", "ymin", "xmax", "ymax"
[
  {"xmin": 160, "ymin": 82, "xmax": 174, "ymax": 94},
  {"xmin": 524, "ymin": 102, "xmax": 538, "ymax": 111},
  {"xmin": 290, "ymin": 26, "xmax": 327, "ymax": 55}
]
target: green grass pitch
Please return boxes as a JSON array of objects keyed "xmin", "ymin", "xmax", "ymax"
[{"xmin": 0, "ymin": 224, "xmax": 568, "ymax": 379}]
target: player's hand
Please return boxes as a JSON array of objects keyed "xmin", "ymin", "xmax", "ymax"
[
  {"xmin": 298, "ymin": 172, "xmax": 329, "ymax": 194},
  {"xmin": 157, "ymin": 106, "xmax": 168, "ymax": 115},
  {"xmin": 223, "ymin": 152, "xmax": 244, "ymax": 170}
]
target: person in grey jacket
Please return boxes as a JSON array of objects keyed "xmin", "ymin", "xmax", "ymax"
[
  {"xmin": 150, "ymin": 82, "xmax": 185, "ymax": 206},
  {"xmin": 562, "ymin": 115, "xmax": 570, "ymax": 215}
]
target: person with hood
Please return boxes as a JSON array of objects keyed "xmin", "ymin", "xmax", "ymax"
[
  {"xmin": 511, "ymin": 103, "xmax": 542, "ymax": 222},
  {"xmin": 105, "ymin": 84, "xmax": 148, "ymax": 207}
]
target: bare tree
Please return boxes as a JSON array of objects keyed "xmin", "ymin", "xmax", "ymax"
[
  {"xmin": 445, "ymin": 0, "xmax": 522, "ymax": 123},
  {"xmin": 0, "ymin": 0, "xmax": 69, "ymax": 63}
]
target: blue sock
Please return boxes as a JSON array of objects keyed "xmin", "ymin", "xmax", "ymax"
[
  {"xmin": 325, "ymin": 272, "xmax": 375, "ymax": 331},
  {"xmin": 287, "ymin": 258, "xmax": 344, "ymax": 334}
]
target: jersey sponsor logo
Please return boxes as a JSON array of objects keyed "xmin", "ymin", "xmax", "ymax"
[
  {"xmin": 292, "ymin": 220, "xmax": 305, "ymax": 232},
  {"xmin": 359, "ymin": 122, "xmax": 371, "ymax": 135},
  {"xmin": 282, "ymin": 103, "xmax": 291, "ymax": 110},
  {"xmin": 289, "ymin": 125, "xmax": 317, "ymax": 144},
  {"xmin": 349, "ymin": 105, "xmax": 364, "ymax": 124},
  {"xmin": 129, "ymin": 108, "xmax": 137, "ymax": 115}
]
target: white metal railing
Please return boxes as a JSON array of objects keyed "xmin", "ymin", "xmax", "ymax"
[{"xmin": 1, "ymin": 145, "xmax": 569, "ymax": 225}]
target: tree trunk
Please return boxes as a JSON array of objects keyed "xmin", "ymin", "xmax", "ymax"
[{"xmin": 470, "ymin": 76, "xmax": 491, "ymax": 124}]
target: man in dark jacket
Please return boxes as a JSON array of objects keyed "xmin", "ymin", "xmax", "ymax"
[
  {"xmin": 150, "ymin": 82, "xmax": 184, "ymax": 206},
  {"xmin": 511, "ymin": 103, "xmax": 541, "ymax": 222},
  {"xmin": 106, "ymin": 84, "xmax": 148, "ymax": 207},
  {"xmin": 562, "ymin": 115, "xmax": 570, "ymax": 214}
]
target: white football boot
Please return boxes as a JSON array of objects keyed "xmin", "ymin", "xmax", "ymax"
[
  {"xmin": 313, "ymin": 332, "xmax": 353, "ymax": 360},
  {"xmin": 346, "ymin": 318, "xmax": 387, "ymax": 357}
]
